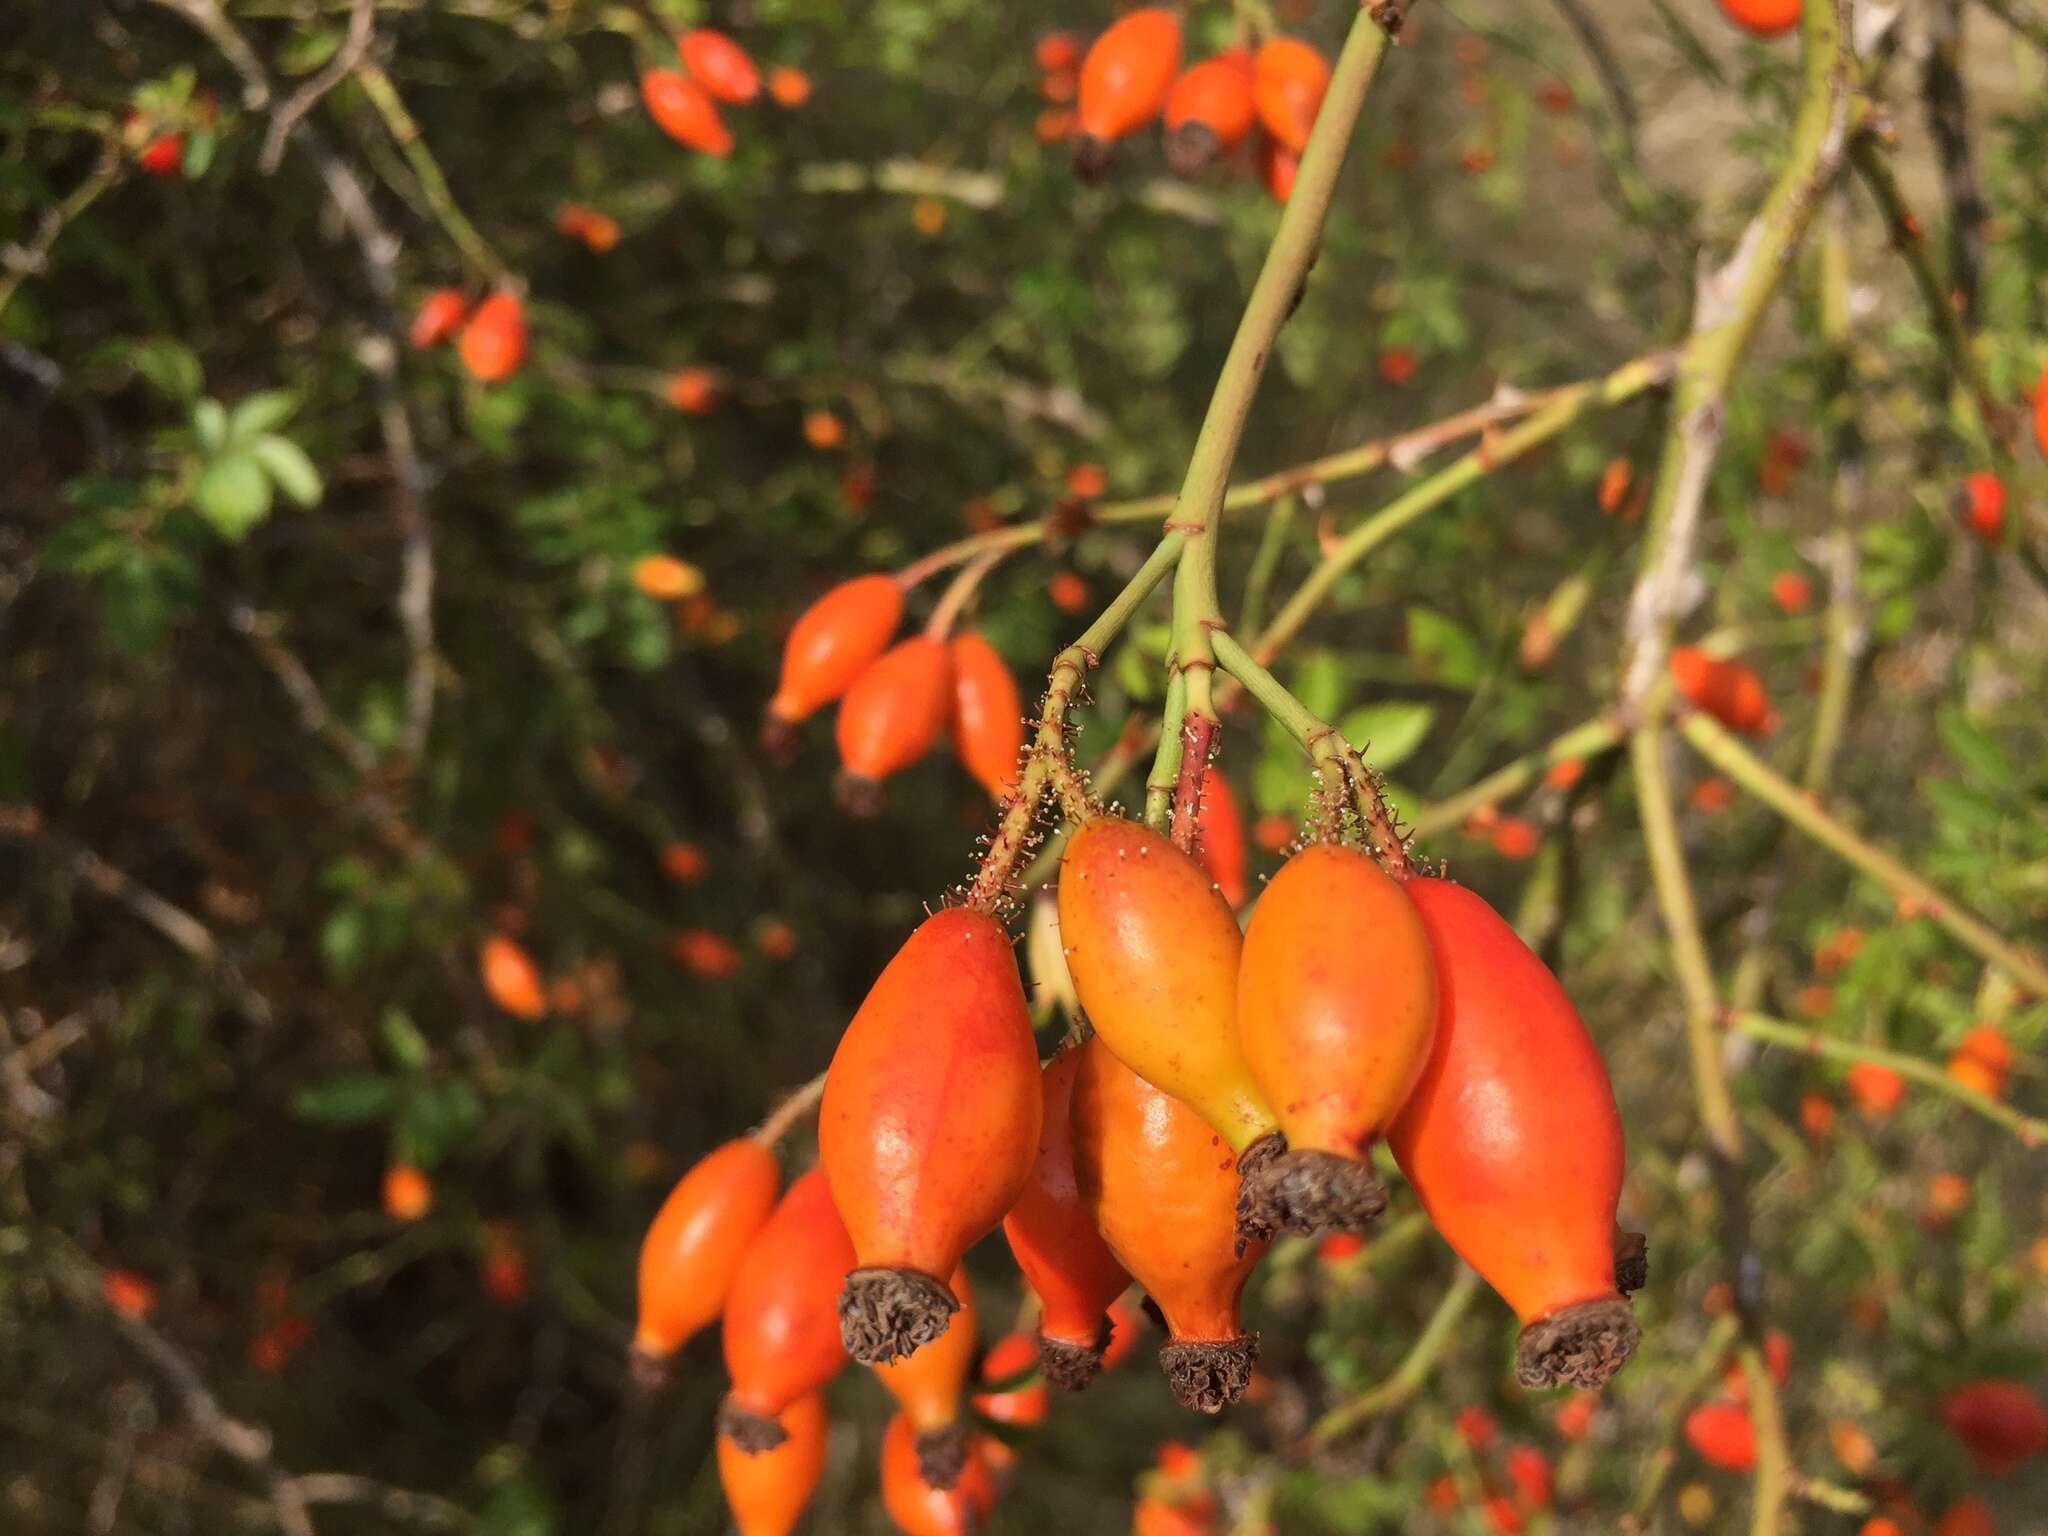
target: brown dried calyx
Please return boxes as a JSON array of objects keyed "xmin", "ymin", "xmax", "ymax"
[
  {"xmin": 1159, "ymin": 1335, "xmax": 1259, "ymax": 1413},
  {"xmin": 717, "ymin": 1396, "xmax": 787, "ymax": 1454},
  {"xmin": 838, "ymin": 1265, "xmax": 959, "ymax": 1365},
  {"xmin": 833, "ymin": 772, "xmax": 885, "ymax": 819},
  {"xmin": 1036, "ymin": 1321, "xmax": 1109, "ymax": 1392},
  {"xmin": 1514, "ymin": 1297, "xmax": 1641, "ymax": 1390},
  {"xmin": 914, "ymin": 1422, "xmax": 971, "ymax": 1489},
  {"xmin": 1240, "ymin": 1146, "xmax": 1388, "ymax": 1241},
  {"xmin": 1614, "ymin": 1228, "xmax": 1649, "ymax": 1296}
]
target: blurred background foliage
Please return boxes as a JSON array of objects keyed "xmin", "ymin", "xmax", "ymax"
[{"xmin": 2, "ymin": 0, "xmax": 2045, "ymax": 1532}]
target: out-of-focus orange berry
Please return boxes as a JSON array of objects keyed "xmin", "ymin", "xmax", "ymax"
[
  {"xmin": 1799, "ymin": 1092, "xmax": 1836, "ymax": 1139},
  {"xmin": 754, "ymin": 919, "xmax": 798, "ymax": 961},
  {"xmin": 1846, "ymin": 1061, "xmax": 1906, "ymax": 1117},
  {"xmin": 1317, "ymin": 1232, "xmax": 1365, "ymax": 1264},
  {"xmin": 665, "ymin": 367, "xmax": 719, "ymax": 414},
  {"xmin": 480, "ymin": 934, "xmax": 547, "ymax": 1020},
  {"xmin": 767, "ymin": 65, "xmax": 812, "ymax": 108},
  {"xmin": 672, "ymin": 929, "xmax": 741, "ymax": 980},
  {"xmin": 1456, "ymin": 1405, "xmax": 1498, "ymax": 1449},
  {"xmin": 1049, "ymin": 571, "xmax": 1089, "ymax": 613},
  {"xmin": 481, "ymin": 1226, "xmax": 529, "ymax": 1306},
  {"xmin": 1813, "ymin": 927, "xmax": 1865, "ymax": 975},
  {"xmin": 102, "ymin": 1269, "xmax": 159, "ymax": 1320},
  {"xmin": 1946, "ymin": 1025, "xmax": 2013, "ymax": 1099},
  {"xmin": 1690, "ymin": 776, "xmax": 1734, "ymax": 813},
  {"xmin": 912, "ymin": 197, "xmax": 947, "ymax": 236},
  {"xmin": 1829, "ymin": 1419, "xmax": 1877, "ymax": 1475},
  {"xmin": 802, "ymin": 409, "xmax": 846, "ymax": 449},
  {"xmin": 383, "ymin": 1164, "xmax": 434, "ymax": 1222},
  {"xmin": 1923, "ymin": 1171, "xmax": 1972, "ymax": 1223},
  {"xmin": 1490, "ymin": 817, "xmax": 1540, "ymax": 860},
  {"xmin": 1770, "ymin": 570, "xmax": 1812, "ymax": 613},
  {"xmin": 1377, "ymin": 347, "xmax": 1417, "ymax": 384},
  {"xmin": 1035, "ymin": 108, "xmax": 1077, "ymax": 143},
  {"xmin": 632, "ymin": 554, "xmax": 705, "ymax": 600},
  {"xmin": 1253, "ymin": 813, "xmax": 1293, "ymax": 853},
  {"xmin": 1544, "ymin": 757, "xmax": 1585, "ymax": 791},
  {"xmin": 1794, "ymin": 984, "xmax": 1834, "ymax": 1018},
  {"xmin": 660, "ymin": 842, "xmax": 707, "ymax": 882},
  {"xmin": 1596, "ymin": 458, "xmax": 1633, "ymax": 513},
  {"xmin": 1554, "ymin": 1393, "xmax": 1596, "ymax": 1440}
]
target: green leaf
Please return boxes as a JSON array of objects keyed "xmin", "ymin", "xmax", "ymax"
[
  {"xmin": 249, "ymin": 435, "xmax": 322, "ymax": 507},
  {"xmin": 379, "ymin": 1009, "xmax": 431, "ymax": 1073},
  {"xmin": 229, "ymin": 391, "xmax": 297, "ymax": 440},
  {"xmin": 181, "ymin": 128, "xmax": 216, "ymax": 179},
  {"xmin": 193, "ymin": 452, "xmax": 273, "ymax": 539},
  {"xmin": 320, "ymin": 905, "xmax": 368, "ymax": 979},
  {"xmin": 276, "ymin": 26, "xmax": 342, "ymax": 76},
  {"xmin": 292, "ymin": 1072, "xmax": 396, "ymax": 1125},
  {"xmin": 192, "ymin": 398, "xmax": 228, "ymax": 453},
  {"xmin": 1339, "ymin": 702, "xmax": 1436, "ymax": 772},
  {"xmin": 1289, "ymin": 650, "xmax": 1347, "ymax": 720},
  {"xmin": 1406, "ymin": 606, "xmax": 1484, "ymax": 689},
  {"xmin": 127, "ymin": 338, "xmax": 203, "ymax": 401},
  {"xmin": 1937, "ymin": 708, "xmax": 2016, "ymax": 791}
]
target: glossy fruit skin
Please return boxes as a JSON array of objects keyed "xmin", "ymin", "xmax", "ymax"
[
  {"xmin": 1194, "ymin": 769, "xmax": 1248, "ymax": 908},
  {"xmin": 721, "ymin": 1168, "xmax": 856, "ymax": 1430},
  {"xmin": 1076, "ymin": 9, "xmax": 1183, "ymax": 149},
  {"xmin": 1058, "ymin": 817, "xmax": 1276, "ymax": 1155},
  {"xmin": 479, "ymin": 934, "xmax": 546, "ymax": 1019},
  {"xmin": 641, "ymin": 68, "xmax": 733, "ymax": 156},
  {"xmin": 1162, "ymin": 51, "xmax": 1255, "ymax": 176},
  {"xmin": 1237, "ymin": 843, "xmax": 1437, "ymax": 1160},
  {"xmin": 716, "ymin": 1391, "xmax": 828, "ymax": 1536},
  {"xmin": 1252, "ymin": 38, "xmax": 1330, "ymax": 153},
  {"xmin": 1386, "ymin": 878, "xmax": 1628, "ymax": 1331},
  {"xmin": 1001, "ymin": 1046, "xmax": 1131, "ymax": 1369},
  {"xmin": 947, "ymin": 632, "xmax": 1025, "ymax": 800},
  {"xmin": 834, "ymin": 636, "xmax": 955, "ymax": 796},
  {"xmin": 1941, "ymin": 1379, "xmax": 2048, "ymax": 1474},
  {"xmin": 679, "ymin": 29, "xmax": 761, "ymax": 104},
  {"xmin": 458, "ymin": 292, "xmax": 527, "ymax": 384},
  {"xmin": 1669, "ymin": 646, "xmax": 1772, "ymax": 735},
  {"xmin": 1716, "ymin": 0, "xmax": 1801, "ymax": 37},
  {"xmin": 768, "ymin": 574, "xmax": 904, "ymax": 726},
  {"xmin": 871, "ymin": 1266, "xmax": 976, "ymax": 1474},
  {"xmin": 1684, "ymin": 1400, "xmax": 1757, "ymax": 1470},
  {"xmin": 820, "ymin": 908, "xmax": 1041, "ymax": 1315},
  {"xmin": 1070, "ymin": 1039, "xmax": 1266, "ymax": 1405},
  {"xmin": 634, "ymin": 1138, "xmax": 779, "ymax": 1359},
  {"xmin": 880, "ymin": 1411, "xmax": 995, "ymax": 1536},
  {"xmin": 409, "ymin": 289, "xmax": 468, "ymax": 349}
]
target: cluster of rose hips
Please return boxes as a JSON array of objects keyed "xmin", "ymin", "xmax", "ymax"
[
  {"xmin": 629, "ymin": 583, "xmax": 1649, "ymax": 1534},
  {"xmin": 759, "ymin": 573, "xmax": 1027, "ymax": 815},
  {"xmin": 1036, "ymin": 10, "xmax": 1332, "ymax": 203},
  {"xmin": 638, "ymin": 28, "xmax": 810, "ymax": 159}
]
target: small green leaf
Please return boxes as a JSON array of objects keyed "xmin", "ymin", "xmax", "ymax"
[
  {"xmin": 249, "ymin": 435, "xmax": 322, "ymax": 507},
  {"xmin": 379, "ymin": 1009, "xmax": 431, "ymax": 1073},
  {"xmin": 127, "ymin": 338, "xmax": 203, "ymax": 400},
  {"xmin": 292, "ymin": 1072, "xmax": 396, "ymax": 1125},
  {"xmin": 1406, "ymin": 607, "xmax": 1484, "ymax": 689},
  {"xmin": 1339, "ymin": 702, "xmax": 1436, "ymax": 772},
  {"xmin": 192, "ymin": 399, "xmax": 228, "ymax": 453},
  {"xmin": 193, "ymin": 452, "xmax": 273, "ymax": 539},
  {"xmin": 276, "ymin": 26, "xmax": 342, "ymax": 75},
  {"xmin": 228, "ymin": 391, "xmax": 297, "ymax": 440},
  {"xmin": 1290, "ymin": 650, "xmax": 1347, "ymax": 720},
  {"xmin": 181, "ymin": 129, "xmax": 216, "ymax": 179},
  {"xmin": 1936, "ymin": 709, "xmax": 2016, "ymax": 791}
]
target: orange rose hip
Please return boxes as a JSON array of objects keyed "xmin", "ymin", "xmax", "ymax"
[
  {"xmin": 821, "ymin": 907, "xmax": 1041, "ymax": 1364},
  {"xmin": 763, "ymin": 573, "xmax": 904, "ymax": 750},
  {"xmin": 716, "ymin": 1391, "xmax": 828, "ymax": 1536},
  {"xmin": 832, "ymin": 635, "xmax": 953, "ymax": 814},
  {"xmin": 871, "ymin": 1266, "xmax": 978, "ymax": 1488},
  {"xmin": 1236, "ymin": 842, "xmax": 1437, "ymax": 1233},
  {"xmin": 1387, "ymin": 877, "xmax": 1639, "ymax": 1389},
  {"xmin": 633, "ymin": 1137, "xmax": 779, "ymax": 1365}
]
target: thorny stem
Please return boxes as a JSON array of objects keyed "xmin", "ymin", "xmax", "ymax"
[
  {"xmin": 894, "ymin": 382, "xmax": 1576, "ymax": 591},
  {"xmin": 1302, "ymin": 1266, "xmax": 1483, "ymax": 1450},
  {"xmin": 965, "ymin": 536, "xmax": 1183, "ymax": 912},
  {"xmin": 1157, "ymin": 6, "xmax": 1399, "ymax": 839},
  {"xmin": 1678, "ymin": 711, "xmax": 2048, "ymax": 996},
  {"xmin": 355, "ymin": 64, "xmax": 509, "ymax": 284},
  {"xmin": 1728, "ymin": 1013, "xmax": 2045, "ymax": 1144},
  {"xmin": 751, "ymin": 1071, "xmax": 828, "ymax": 1148},
  {"xmin": 1847, "ymin": 133, "xmax": 2010, "ymax": 451},
  {"xmin": 1212, "ymin": 632, "xmax": 1412, "ymax": 877},
  {"xmin": 1248, "ymin": 350, "xmax": 1679, "ymax": 676}
]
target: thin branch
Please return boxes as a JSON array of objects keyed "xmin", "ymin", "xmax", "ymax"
[
  {"xmin": 751, "ymin": 1071, "xmax": 827, "ymax": 1149},
  {"xmin": 354, "ymin": 64, "xmax": 508, "ymax": 283},
  {"xmin": 1803, "ymin": 196, "xmax": 1865, "ymax": 793},
  {"xmin": 1301, "ymin": 1266, "xmax": 1484, "ymax": 1450},
  {"xmin": 1921, "ymin": 0, "xmax": 1985, "ymax": 325},
  {"xmin": 1972, "ymin": 0, "xmax": 2048, "ymax": 57},
  {"xmin": 1544, "ymin": 0, "xmax": 1642, "ymax": 156},
  {"xmin": 0, "ymin": 807, "xmax": 273, "ymax": 1027},
  {"xmin": 0, "ymin": 138, "xmax": 121, "ymax": 324},
  {"xmin": 260, "ymin": 0, "xmax": 377, "ymax": 173},
  {"xmin": 1728, "ymin": 1012, "xmax": 2045, "ymax": 1144},
  {"xmin": 230, "ymin": 607, "xmax": 382, "ymax": 778},
  {"xmin": 1677, "ymin": 710, "xmax": 2048, "ymax": 996}
]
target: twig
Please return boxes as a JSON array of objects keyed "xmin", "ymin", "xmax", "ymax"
[
  {"xmin": 1677, "ymin": 710, "xmax": 2048, "ymax": 996},
  {"xmin": 1971, "ymin": 0, "xmax": 2048, "ymax": 58},
  {"xmin": 230, "ymin": 607, "xmax": 382, "ymax": 778},
  {"xmin": 1727, "ymin": 1012, "xmax": 2045, "ymax": 1144},
  {"xmin": 1847, "ymin": 133, "xmax": 2010, "ymax": 447},
  {"xmin": 0, "ymin": 138, "xmax": 121, "ymax": 324},
  {"xmin": 1407, "ymin": 713, "xmax": 1631, "ymax": 837},
  {"xmin": 261, "ymin": 0, "xmax": 377, "ymax": 173},
  {"xmin": 1544, "ymin": 0, "xmax": 1642, "ymax": 157},
  {"xmin": 0, "ymin": 807, "xmax": 273, "ymax": 1027},
  {"xmin": 751, "ymin": 1071, "xmax": 827, "ymax": 1148},
  {"xmin": 1617, "ymin": 0, "xmax": 1855, "ymax": 716},
  {"xmin": 1301, "ymin": 1266, "xmax": 1483, "ymax": 1450},
  {"xmin": 1803, "ymin": 197, "xmax": 1866, "ymax": 793},
  {"xmin": 1921, "ymin": 0, "xmax": 1985, "ymax": 325},
  {"xmin": 354, "ymin": 64, "xmax": 509, "ymax": 283}
]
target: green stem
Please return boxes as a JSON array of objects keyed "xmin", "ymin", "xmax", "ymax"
[
  {"xmin": 0, "ymin": 142, "xmax": 120, "ymax": 324},
  {"xmin": 1728, "ymin": 1012, "xmax": 2046, "ymax": 1143},
  {"xmin": 1143, "ymin": 667, "xmax": 1189, "ymax": 832},
  {"xmin": 1408, "ymin": 713, "xmax": 1630, "ymax": 838},
  {"xmin": 356, "ymin": 64, "xmax": 508, "ymax": 283},
  {"xmin": 1237, "ymin": 493, "xmax": 1296, "ymax": 636},
  {"xmin": 1302, "ymin": 1266, "xmax": 1483, "ymax": 1450},
  {"xmin": 1157, "ymin": 5, "xmax": 1398, "ymax": 838},
  {"xmin": 1678, "ymin": 711, "xmax": 2048, "ymax": 995},
  {"xmin": 1804, "ymin": 196, "xmax": 1864, "ymax": 793}
]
